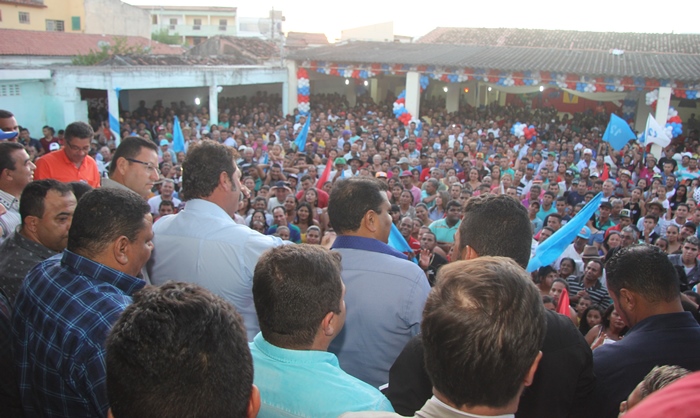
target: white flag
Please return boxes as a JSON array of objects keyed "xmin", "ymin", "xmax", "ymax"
[{"xmin": 643, "ymin": 114, "xmax": 671, "ymax": 148}]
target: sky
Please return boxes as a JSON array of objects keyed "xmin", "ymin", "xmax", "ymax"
[{"xmin": 124, "ymin": 0, "xmax": 699, "ymax": 42}]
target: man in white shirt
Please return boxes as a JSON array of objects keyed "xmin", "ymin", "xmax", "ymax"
[{"xmin": 148, "ymin": 140, "xmax": 285, "ymax": 341}]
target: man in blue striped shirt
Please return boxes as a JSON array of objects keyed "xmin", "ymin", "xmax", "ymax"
[{"xmin": 12, "ymin": 188, "xmax": 153, "ymax": 418}]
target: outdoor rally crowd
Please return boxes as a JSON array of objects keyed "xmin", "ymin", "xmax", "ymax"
[{"xmin": 1, "ymin": 90, "xmax": 700, "ymax": 418}]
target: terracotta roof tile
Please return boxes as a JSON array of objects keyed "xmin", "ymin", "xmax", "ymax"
[
  {"xmin": 96, "ymin": 54, "xmax": 262, "ymax": 66},
  {"xmin": 0, "ymin": 29, "xmax": 182, "ymax": 56},
  {"xmin": 418, "ymin": 28, "xmax": 700, "ymax": 54},
  {"xmin": 187, "ymin": 36, "xmax": 278, "ymax": 63}
]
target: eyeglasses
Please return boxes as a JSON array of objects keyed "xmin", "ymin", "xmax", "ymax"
[
  {"xmin": 67, "ymin": 143, "xmax": 91, "ymax": 153},
  {"xmin": 126, "ymin": 158, "xmax": 160, "ymax": 175}
]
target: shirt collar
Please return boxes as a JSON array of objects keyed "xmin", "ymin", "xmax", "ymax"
[
  {"xmin": 61, "ymin": 249, "xmax": 145, "ymax": 294},
  {"xmin": 13, "ymin": 231, "xmax": 57, "ymax": 259},
  {"xmin": 331, "ymin": 235, "xmax": 408, "ymax": 260},
  {"xmin": 428, "ymin": 396, "xmax": 515, "ymax": 418},
  {"xmin": 252, "ymin": 332, "xmax": 338, "ymax": 365}
]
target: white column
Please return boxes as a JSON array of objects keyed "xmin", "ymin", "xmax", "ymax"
[
  {"xmin": 446, "ymin": 85, "xmax": 459, "ymax": 113},
  {"xmin": 650, "ymin": 86, "xmax": 672, "ymax": 160},
  {"xmin": 634, "ymin": 92, "xmax": 650, "ymax": 133},
  {"xmin": 345, "ymin": 82, "xmax": 356, "ymax": 108},
  {"xmin": 370, "ymin": 78, "xmax": 379, "ymax": 103},
  {"xmin": 405, "ymin": 71, "xmax": 421, "ymax": 118},
  {"xmin": 107, "ymin": 87, "xmax": 121, "ymax": 146},
  {"xmin": 209, "ymin": 84, "xmax": 219, "ymax": 126},
  {"xmin": 285, "ymin": 60, "xmax": 298, "ymax": 115}
]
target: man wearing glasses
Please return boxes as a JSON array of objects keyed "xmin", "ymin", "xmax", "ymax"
[
  {"xmin": 34, "ymin": 121, "xmax": 101, "ymax": 187},
  {"xmin": 103, "ymin": 136, "xmax": 160, "ymax": 200}
]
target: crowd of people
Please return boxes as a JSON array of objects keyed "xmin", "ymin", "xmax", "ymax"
[{"xmin": 1, "ymin": 89, "xmax": 700, "ymax": 418}]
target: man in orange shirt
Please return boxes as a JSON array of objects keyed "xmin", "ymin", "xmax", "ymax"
[{"xmin": 34, "ymin": 122, "xmax": 100, "ymax": 188}]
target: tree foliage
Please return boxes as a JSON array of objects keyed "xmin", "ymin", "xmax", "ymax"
[
  {"xmin": 151, "ymin": 28, "xmax": 183, "ymax": 45},
  {"xmin": 72, "ymin": 37, "xmax": 150, "ymax": 66}
]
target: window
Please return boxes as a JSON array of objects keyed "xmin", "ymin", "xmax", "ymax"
[
  {"xmin": 71, "ymin": 16, "xmax": 80, "ymax": 31},
  {"xmin": 46, "ymin": 19, "xmax": 64, "ymax": 32},
  {"xmin": 219, "ymin": 19, "xmax": 227, "ymax": 31},
  {"xmin": 18, "ymin": 12, "xmax": 30, "ymax": 24},
  {"xmin": 169, "ymin": 18, "xmax": 177, "ymax": 30},
  {"xmin": 151, "ymin": 15, "xmax": 157, "ymax": 24},
  {"xmin": 0, "ymin": 85, "xmax": 21, "ymax": 97},
  {"xmin": 193, "ymin": 18, "xmax": 201, "ymax": 30}
]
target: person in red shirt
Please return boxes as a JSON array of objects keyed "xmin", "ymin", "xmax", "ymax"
[
  {"xmin": 34, "ymin": 122, "xmax": 100, "ymax": 188},
  {"xmin": 399, "ymin": 216, "xmax": 420, "ymax": 258}
]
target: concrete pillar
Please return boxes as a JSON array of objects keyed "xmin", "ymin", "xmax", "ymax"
[
  {"xmin": 285, "ymin": 60, "xmax": 298, "ymax": 116},
  {"xmin": 634, "ymin": 92, "xmax": 650, "ymax": 132},
  {"xmin": 498, "ymin": 90, "xmax": 507, "ymax": 106},
  {"xmin": 209, "ymin": 84, "xmax": 219, "ymax": 126},
  {"xmin": 370, "ymin": 78, "xmax": 379, "ymax": 103},
  {"xmin": 446, "ymin": 85, "xmax": 459, "ymax": 113},
  {"xmin": 465, "ymin": 81, "xmax": 478, "ymax": 107},
  {"xmin": 405, "ymin": 71, "xmax": 421, "ymax": 118},
  {"xmin": 107, "ymin": 87, "xmax": 121, "ymax": 146},
  {"xmin": 650, "ymin": 86, "xmax": 672, "ymax": 160},
  {"xmin": 345, "ymin": 82, "xmax": 356, "ymax": 108}
]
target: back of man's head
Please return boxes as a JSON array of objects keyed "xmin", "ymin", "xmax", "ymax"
[
  {"xmin": 458, "ymin": 194, "xmax": 532, "ymax": 267},
  {"xmin": 64, "ymin": 121, "xmax": 94, "ymax": 142},
  {"xmin": 422, "ymin": 257, "xmax": 545, "ymax": 410},
  {"xmin": 253, "ymin": 245, "xmax": 343, "ymax": 349},
  {"xmin": 327, "ymin": 177, "xmax": 388, "ymax": 235},
  {"xmin": 181, "ymin": 140, "xmax": 236, "ymax": 201},
  {"xmin": 106, "ymin": 282, "xmax": 257, "ymax": 418},
  {"xmin": 109, "ymin": 136, "xmax": 158, "ymax": 177},
  {"xmin": 606, "ymin": 244, "xmax": 680, "ymax": 303},
  {"xmin": 67, "ymin": 188, "xmax": 150, "ymax": 259}
]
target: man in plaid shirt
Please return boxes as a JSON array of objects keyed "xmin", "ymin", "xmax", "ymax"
[{"xmin": 12, "ymin": 188, "xmax": 153, "ymax": 418}]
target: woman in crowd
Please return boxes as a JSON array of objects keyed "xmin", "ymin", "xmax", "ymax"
[
  {"xmin": 585, "ymin": 305, "xmax": 627, "ymax": 349},
  {"xmin": 398, "ymin": 190, "xmax": 417, "ymax": 219},
  {"xmin": 293, "ymin": 202, "xmax": 320, "ymax": 243},
  {"xmin": 578, "ymin": 304, "xmax": 604, "ymax": 336},
  {"xmin": 237, "ymin": 196, "xmax": 251, "ymax": 219},
  {"xmin": 558, "ymin": 257, "xmax": 578, "ymax": 280},
  {"xmin": 534, "ymin": 265, "xmax": 558, "ymax": 297},
  {"xmin": 467, "ymin": 168, "xmax": 481, "ymax": 192},
  {"xmin": 665, "ymin": 224, "xmax": 683, "ymax": 254},
  {"xmin": 669, "ymin": 184, "xmax": 688, "ymax": 212},
  {"xmin": 550, "ymin": 278, "xmax": 578, "ymax": 324},
  {"xmin": 415, "ymin": 203, "xmax": 432, "ymax": 227},
  {"xmin": 248, "ymin": 210, "xmax": 269, "ymax": 234},
  {"xmin": 429, "ymin": 191, "xmax": 451, "ymax": 221},
  {"xmin": 600, "ymin": 231, "xmax": 621, "ymax": 257},
  {"xmin": 302, "ymin": 188, "xmax": 327, "ymax": 230},
  {"xmin": 655, "ymin": 237, "xmax": 669, "ymax": 252},
  {"xmin": 284, "ymin": 195, "xmax": 298, "ymax": 226}
]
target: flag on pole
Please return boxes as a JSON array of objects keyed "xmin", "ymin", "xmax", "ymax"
[
  {"xmin": 316, "ymin": 157, "xmax": 333, "ymax": 188},
  {"xmin": 527, "ymin": 192, "xmax": 603, "ymax": 272},
  {"xmin": 387, "ymin": 223, "xmax": 417, "ymax": 263},
  {"xmin": 602, "ymin": 114, "xmax": 636, "ymax": 151},
  {"xmin": 172, "ymin": 115, "xmax": 185, "ymax": 153},
  {"xmin": 294, "ymin": 116, "xmax": 311, "ymax": 151},
  {"xmin": 640, "ymin": 114, "xmax": 671, "ymax": 148},
  {"xmin": 557, "ymin": 288, "xmax": 571, "ymax": 317}
]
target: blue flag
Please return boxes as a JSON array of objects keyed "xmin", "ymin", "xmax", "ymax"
[
  {"xmin": 527, "ymin": 192, "xmax": 603, "ymax": 272},
  {"xmin": 602, "ymin": 114, "xmax": 636, "ymax": 151},
  {"xmin": 172, "ymin": 115, "xmax": 185, "ymax": 153},
  {"xmin": 294, "ymin": 116, "xmax": 310, "ymax": 151},
  {"xmin": 388, "ymin": 223, "xmax": 417, "ymax": 263}
]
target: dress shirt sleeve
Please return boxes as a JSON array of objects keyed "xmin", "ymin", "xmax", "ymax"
[
  {"xmin": 33, "ymin": 156, "xmax": 52, "ymax": 181},
  {"xmin": 76, "ymin": 348, "xmax": 110, "ymax": 417}
]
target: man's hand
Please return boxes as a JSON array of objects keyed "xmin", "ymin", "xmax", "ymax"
[{"xmin": 419, "ymin": 249, "xmax": 431, "ymax": 269}]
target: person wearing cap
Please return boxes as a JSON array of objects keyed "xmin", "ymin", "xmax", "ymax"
[
  {"xmin": 637, "ymin": 201, "xmax": 664, "ymax": 236},
  {"xmin": 605, "ymin": 208, "xmax": 633, "ymax": 239},
  {"xmin": 588, "ymin": 201, "xmax": 615, "ymax": 244},
  {"xmin": 158, "ymin": 138, "xmax": 176, "ymax": 164},
  {"xmin": 576, "ymin": 148, "xmax": 596, "ymax": 173},
  {"xmin": 614, "ymin": 169, "xmax": 634, "ymax": 198},
  {"xmin": 267, "ymin": 181, "xmax": 292, "ymax": 212},
  {"xmin": 555, "ymin": 226, "xmax": 591, "ymax": 276},
  {"xmin": 0, "ymin": 110, "xmax": 20, "ymax": 141},
  {"xmin": 331, "ymin": 157, "xmax": 354, "ymax": 181},
  {"xmin": 399, "ymin": 170, "xmax": 421, "ymax": 205},
  {"xmin": 34, "ymin": 122, "xmax": 100, "ymax": 188}
]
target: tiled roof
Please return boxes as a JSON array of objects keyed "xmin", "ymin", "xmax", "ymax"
[
  {"xmin": 0, "ymin": 0, "xmax": 46, "ymax": 7},
  {"xmin": 288, "ymin": 41, "xmax": 700, "ymax": 82},
  {"xmin": 186, "ymin": 36, "xmax": 278, "ymax": 64},
  {"xmin": 0, "ymin": 29, "xmax": 182, "ymax": 56},
  {"xmin": 96, "ymin": 54, "xmax": 267, "ymax": 67},
  {"xmin": 418, "ymin": 28, "xmax": 700, "ymax": 54},
  {"xmin": 286, "ymin": 32, "xmax": 330, "ymax": 49}
]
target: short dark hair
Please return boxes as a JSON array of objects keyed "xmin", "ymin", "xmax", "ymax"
[
  {"xmin": 0, "ymin": 142, "xmax": 25, "ymax": 172},
  {"xmin": 0, "ymin": 109, "xmax": 14, "ymax": 119},
  {"xmin": 328, "ymin": 177, "xmax": 388, "ymax": 234},
  {"xmin": 422, "ymin": 257, "xmax": 545, "ymax": 408},
  {"xmin": 110, "ymin": 136, "xmax": 158, "ymax": 176},
  {"xmin": 19, "ymin": 180, "xmax": 73, "ymax": 226},
  {"xmin": 459, "ymin": 194, "xmax": 532, "ymax": 268},
  {"xmin": 253, "ymin": 245, "xmax": 343, "ymax": 348},
  {"xmin": 64, "ymin": 121, "xmax": 94, "ymax": 142},
  {"xmin": 159, "ymin": 200, "xmax": 175, "ymax": 210},
  {"xmin": 67, "ymin": 188, "xmax": 150, "ymax": 258},
  {"xmin": 106, "ymin": 282, "xmax": 253, "ymax": 418},
  {"xmin": 445, "ymin": 200, "xmax": 461, "ymax": 211},
  {"xmin": 181, "ymin": 140, "xmax": 236, "ymax": 201},
  {"xmin": 67, "ymin": 181, "xmax": 94, "ymax": 201},
  {"xmin": 606, "ymin": 244, "xmax": 680, "ymax": 303}
]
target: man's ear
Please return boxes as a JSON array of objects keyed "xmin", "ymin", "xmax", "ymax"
[
  {"xmin": 217, "ymin": 171, "xmax": 230, "ymax": 192},
  {"xmin": 115, "ymin": 157, "xmax": 128, "ymax": 176},
  {"xmin": 618, "ymin": 288, "xmax": 636, "ymax": 311},
  {"xmin": 113, "ymin": 235, "xmax": 131, "ymax": 266},
  {"xmin": 524, "ymin": 351, "xmax": 543, "ymax": 387},
  {"xmin": 464, "ymin": 245, "xmax": 479, "ymax": 261},
  {"xmin": 24, "ymin": 216, "xmax": 40, "ymax": 235},
  {"xmin": 247, "ymin": 384, "xmax": 261, "ymax": 418},
  {"xmin": 363, "ymin": 210, "xmax": 378, "ymax": 234},
  {"xmin": 319, "ymin": 311, "xmax": 337, "ymax": 337}
]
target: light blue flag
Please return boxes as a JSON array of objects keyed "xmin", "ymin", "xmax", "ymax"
[
  {"xmin": 527, "ymin": 192, "xmax": 603, "ymax": 272},
  {"xmin": 602, "ymin": 114, "xmax": 636, "ymax": 151},
  {"xmin": 294, "ymin": 116, "xmax": 311, "ymax": 151},
  {"xmin": 388, "ymin": 223, "xmax": 417, "ymax": 263},
  {"xmin": 172, "ymin": 115, "xmax": 185, "ymax": 153}
]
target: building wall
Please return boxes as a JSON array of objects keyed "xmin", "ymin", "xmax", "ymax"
[
  {"xmin": 0, "ymin": 0, "xmax": 84, "ymax": 32},
  {"xmin": 146, "ymin": 8, "xmax": 237, "ymax": 40},
  {"xmin": 84, "ymin": 0, "xmax": 150, "ymax": 38}
]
